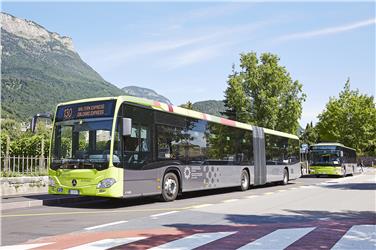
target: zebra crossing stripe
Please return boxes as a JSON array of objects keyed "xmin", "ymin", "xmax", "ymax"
[
  {"xmin": 84, "ymin": 220, "xmax": 128, "ymax": 230},
  {"xmin": 64, "ymin": 237, "xmax": 146, "ymax": 250},
  {"xmin": 0, "ymin": 243, "xmax": 53, "ymax": 250},
  {"xmin": 237, "ymin": 227, "xmax": 316, "ymax": 250},
  {"xmin": 149, "ymin": 231, "xmax": 236, "ymax": 250},
  {"xmin": 331, "ymin": 225, "xmax": 376, "ymax": 250}
]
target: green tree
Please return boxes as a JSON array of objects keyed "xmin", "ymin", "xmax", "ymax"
[
  {"xmin": 10, "ymin": 133, "xmax": 42, "ymax": 156},
  {"xmin": 316, "ymin": 79, "xmax": 376, "ymax": 155},
  {"xmin": 1, "ymin": 133, "xmax": 9, "ymax": 156},
  {"xmin": 223, "ymin": 65, "xmax": 250, "ymax": 122},
  {"xmin": 224, "ymin": 52, "xmax": 306, "ymax": 134},
  {"xmin": 179, "ymin": 101, "xmax": 193, "ymax": 110},
  {"xmin": 1, "ymin": 118, "xmax": 21, "ymax": 139},
  {"xmin": 300, "ymin": 122, "xmax": 318, "ymax": 146}
]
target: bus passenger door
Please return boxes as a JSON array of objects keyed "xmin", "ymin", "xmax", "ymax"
[{"xmin": 121, "ymin": 105, "xmax": 159, "ymax": 197}]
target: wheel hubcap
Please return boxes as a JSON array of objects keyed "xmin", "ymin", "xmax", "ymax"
[
  {"xmin": 241, "ymin": 174, "xmax": 248, "ymax": 188},
  {"xmin": 164, "ymin": 178, "xmax": 177, "ymax": 197}
]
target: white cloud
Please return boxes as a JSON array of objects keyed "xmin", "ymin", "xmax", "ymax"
[
  {"xmin": 81, "ymin": 3, "xmax": 252, "ymax": 65},
  {"xmin": 156, "ymin": 20, "xmax": 274, "ymax": 70},
  {"xmin": 277, "ymin": 18, "xmax": 376, "ymax": 42},
  {"xmin": 164, "ymin": 43, "xmax": 228, "ymax": 70},
  {"xmin": 81, "ymin": 35, "xmax": 213, "ymax": 71},
  {"xmin": 81, "ymin": 19, "xmax": 272, "ymax": 72}
]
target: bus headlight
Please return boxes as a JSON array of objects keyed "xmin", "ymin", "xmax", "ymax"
[
  {"xmin": 97, "ymin": 178, "xmax": 116, "ymax": 189},
  {"xmin": 49, "ymin": 177, "xmax": 56, "ymax": 187}
]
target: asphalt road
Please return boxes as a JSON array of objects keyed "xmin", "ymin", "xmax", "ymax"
[{"xmin": 1, "ymin": 170, "xmax": 375, "ymax": 249}]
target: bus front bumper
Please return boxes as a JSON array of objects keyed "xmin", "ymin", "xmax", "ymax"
[
  {"xmin": 309, "ymin": 166, "xmax": 344, "ymax": 176},
  {"xmin": 48, "ymin": 179, "xmax": 122, "ymax": 198}
]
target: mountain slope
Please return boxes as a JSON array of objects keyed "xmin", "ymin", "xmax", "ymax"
[
  {"xmin": 1, "ymin": 12, "xmax": 121, "ymax": 120},
  {"xmin": 192, "ymin": 100, "xmax": 226, "ymax": 117},
  {"xmin": 122, "ymin": 86, "xmax": 172, "ymax": 104}
]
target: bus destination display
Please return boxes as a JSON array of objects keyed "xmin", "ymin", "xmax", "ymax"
[
  {"xmin": 77, "ymin": 104, "xmax": 105, "ymax": 118},
  {"xmin": 56, "ymin": 100, "xmax": 116, "ymax": 121}
]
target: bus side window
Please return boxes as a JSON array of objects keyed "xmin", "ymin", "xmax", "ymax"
[
  {"xmin": 156, "ymin": 125, "xmax": 183, "ymax": 160},
  {"xmin": 124, "ymin": 126, "xmax": 139, "ymax": 151},
  {"xmin": 186, "ymin": 119, "xmax": 207, "ymax": 165},
  {"xmin": 140, "ymin": 126, "xmax": 149, "ymax": 152}
]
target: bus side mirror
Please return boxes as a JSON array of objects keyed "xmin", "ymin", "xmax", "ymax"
[
  {"xmin": 340, "ymin": 151, "xmax": 344, "ymax": 157},
  {"xmin": 31, "ymin": 116, "xmax": 37, "ymax": 133},
  {"xmin": 30, "ymin": 112, "xmax": 52, "ymax": 133},
  {"xmin": 122, "ymin": 118, "xmax": 132, "ymax": 136}
]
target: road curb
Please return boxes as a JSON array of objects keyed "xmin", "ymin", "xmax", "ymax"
[{"xmin": 1, "ymin": 196, "xmax": 107, "ymax": 211}]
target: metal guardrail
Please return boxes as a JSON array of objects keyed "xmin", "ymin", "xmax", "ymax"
[{"xmin": 0, "ymin": 155, "xmax": 49, "ymax": 176}]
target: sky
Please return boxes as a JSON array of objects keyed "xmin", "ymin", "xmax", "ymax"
[{"xmin": 2, "ymin": 1, "xmax": 375, "ymax": 127}]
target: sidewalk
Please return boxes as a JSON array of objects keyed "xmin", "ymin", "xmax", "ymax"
[{"xmin": 1, "ymin": 193, "xmax": 107, "ymax": 211}]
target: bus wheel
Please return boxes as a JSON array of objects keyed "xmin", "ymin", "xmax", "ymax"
[
  {"xmin": 240, "ymin": 169, "xmax": 250, "ymax": 191},
  {"xmin": 161, "ymin": 172, "xmax": 179, "ymax": 202},
  {"xmin": 282, "ymin": 169, "xmax": 289, "ymax": 185}
]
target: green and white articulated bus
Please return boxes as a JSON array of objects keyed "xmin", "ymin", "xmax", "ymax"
[
  {"xmin": 48, "ymin": 96, "xmax": 301, "ymax": 201},
  {"xmin": 309, "ymin": 143, "xmax": 359, "ymax": 177}
]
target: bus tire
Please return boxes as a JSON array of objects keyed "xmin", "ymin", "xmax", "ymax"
[
  {"xmin": 282, "ymin": 168, "xmax": 289, "ymax": 185},
  {"xmin": 161, "ymin": 172, "xmax": 179, "ymax": 202},
  {"xmin": 240, "ymin": 169, "xmax": 250, "ymax": 191}
]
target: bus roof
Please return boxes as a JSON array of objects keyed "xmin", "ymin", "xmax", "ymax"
[
  {"xmin": 57, "ymin": 95, "xmax": 299, "ymax": 140},
  {"xmin": 311, "ymin": 142, "xmax": 356, "ymax": 151}
]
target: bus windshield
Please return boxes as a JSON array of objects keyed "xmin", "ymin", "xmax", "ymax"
[
  {"xmin": 310, "ymin": 150, "xmax": 341, "ymax": 166},
  {"xmin": 51, "ymin": 118, "xmax": 117, "ymax": 170}
]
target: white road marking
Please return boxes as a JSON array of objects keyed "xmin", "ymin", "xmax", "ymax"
[
  {"xmin": 191, "ymin": 204, "xmax": 213, "ymax": 209},
  {"xmin": 223, "ymin": 199, "xmax": 239, "ymax": 203},
  {"xmin": 331, "ymin": 225, "xmax": 376, "ymax": 250},
  {"xmin": 237, "ymin": 227, "xmax": 315, "ymax": 250},
  {"xmin": 150, "ymin": 211, "xmax": 179, "ymax": 218},
  {"xmin": 246, "ymin": 195, "xmax": 259, "ymax": 198},
  {"xmin": 65, "ymin": 237, "xmax": 146, "ymax": 250},
  {"xmin": 0, "ymin": 243, "xmax": 53, "ymax": 250},
  {"xmin": 84, "ymin": 220, "xmax": 128, "ymax": 230},
  {"xmin": 277, "ymin": 189, "xmax": 287, "ymax": 192},
  {"xmin": 149, "ymin": 231, "xmax": 236, "ymax": 250},
  {"xmin": 318, "ymin": 217, "xmax": 330, "ymax": 221},
  {"xmin": 300, "ymin": 185, "xmax": 317, "ymax": 189}
]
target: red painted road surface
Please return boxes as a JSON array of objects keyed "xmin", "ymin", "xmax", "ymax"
[{"xmin": 14, "ymin": 217, "xmax": 375, "ymax": 250}]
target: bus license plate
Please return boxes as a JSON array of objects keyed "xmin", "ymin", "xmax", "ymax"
[{"xmin": 69, "ymin": 190, "xmax": 79, "ymax": 195}]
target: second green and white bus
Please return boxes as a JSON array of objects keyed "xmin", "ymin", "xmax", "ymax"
[
  {"xmin": 309, "ymin": 143, "xmax": 359, "ymax": 177},
  {"xmin": 48, "ymin": 96, "xmax": 301, "ymax": 201}
]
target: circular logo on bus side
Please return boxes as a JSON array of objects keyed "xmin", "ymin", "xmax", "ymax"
[
  {"xmin": 184, "ymin": 167, "xmax": 191, "ymax": 180},
  {"xmin": 64, "ymin": 108, "xmax": 73, "ymax": 119},
  {"xmin": 72, "ymin": 179, "xmax": 77, "ymax": 187}
]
